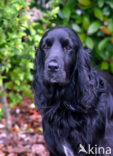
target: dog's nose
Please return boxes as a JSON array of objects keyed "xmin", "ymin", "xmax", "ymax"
[{"xmin": 48, "ymin": 61, "xmax": 59, "ymax": 71}]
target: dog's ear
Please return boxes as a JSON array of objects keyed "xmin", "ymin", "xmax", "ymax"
[
  {"xmin": 33, "ymin": 46, "xmax": 46, "ymax": 114},
  {"xmin": 75, "ymin": 48, "xmax": 96, "ymax": 110},
  {"xmin": 34, "ymin": 46, "xmax": 44, "ymax": 76}
]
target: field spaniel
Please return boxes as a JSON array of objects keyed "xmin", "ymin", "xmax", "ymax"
[{"xmin": 33, "ymin": 27, "xmax": 113, "ymax": 156}]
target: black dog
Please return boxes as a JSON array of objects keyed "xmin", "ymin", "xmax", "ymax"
[{"xmin": 33, "ymin": 27, "xmax": 113, "ymax": 156}]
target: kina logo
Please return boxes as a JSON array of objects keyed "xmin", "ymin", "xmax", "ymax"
[{"xmin": 78, "ymin": 144, "xmax": 111, "ymax": 155}]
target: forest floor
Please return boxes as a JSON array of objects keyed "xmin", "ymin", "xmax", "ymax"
[{"xmin": 0, "ymin": 96, "xmax": 49, "ymax": 156}]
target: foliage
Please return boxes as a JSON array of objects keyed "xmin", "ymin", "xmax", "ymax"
[
  {"xmin": 0, "ymin": 0, "xmax": 34, "ymax": 106},
  {"xmin": 0, "ymin": 0, "xmax": 113, "ymax": 110},
  {"xmin": 0, "ymin": 0, "xmax": 59, "ymax": 108},
  {"xmin": 34, "ymin": 0, "xmax": 113, "ymax": 73}
]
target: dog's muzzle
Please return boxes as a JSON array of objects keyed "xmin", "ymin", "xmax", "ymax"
[
  {"xmin": 44, "ymin": 59, "xmax": 67, "ymax": 84},
  {"xmin": 47, "ymin": 60, "xmax": 59, "ymax": 72}
]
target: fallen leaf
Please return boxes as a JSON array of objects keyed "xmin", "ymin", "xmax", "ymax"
[
  {"xmin": 100, "ymin": 26, "xmax": 110, "ymax": 35},
  {"xmin": 0, "ymin": 150, "xmax": 5, "ymax": 156},
  {"xmin": 32, "ymin": 144, "xmax": 49, "ymax": 156}
]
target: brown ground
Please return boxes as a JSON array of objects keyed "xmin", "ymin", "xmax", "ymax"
[{"xmin": 0, "ymin": 96, "xmax": 49, "ymax": 156}]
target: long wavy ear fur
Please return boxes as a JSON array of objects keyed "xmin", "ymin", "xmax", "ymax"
[
  {"xmin": 34, "ymin": 47, "xmax": 44, "ymax": 75},
  {"xmin": 32, "ymin": 48, "xmax": 47, "ymax": 114},
  {"xmin": 75, "ymin": 48, "xmax": 97, "ymax": 110}
]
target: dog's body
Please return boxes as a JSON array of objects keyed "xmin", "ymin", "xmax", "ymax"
[{"xmin": 33, "ymin": 27, "xmax": 113, "ymax": 156}]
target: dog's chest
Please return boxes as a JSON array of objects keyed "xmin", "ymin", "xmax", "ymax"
[{"xmin": 43, "ymin": 112, "xmax": 84, "ymax": 155}]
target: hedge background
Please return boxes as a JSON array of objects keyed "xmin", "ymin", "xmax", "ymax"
[{"xmin": 0, "ymin": 0, "xmax": 113, "ymax": 117}]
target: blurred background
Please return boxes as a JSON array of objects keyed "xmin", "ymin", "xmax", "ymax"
[{"xmin": 0, "ymin": 0, "xmax": 113, "ymax": 155}]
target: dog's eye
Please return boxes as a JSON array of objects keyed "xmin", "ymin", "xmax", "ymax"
[
  {"xmin": 43, "ymin": 45, "xmax": 49, "ymax": 49},
  {"xmin": 64, "ymin": 46, "xmax": 72, "ymax": 50}
]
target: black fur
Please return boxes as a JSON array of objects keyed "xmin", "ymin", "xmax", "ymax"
[{"xmin": 33, "ymin": 27, "xmax": 113, "ymax": 156}]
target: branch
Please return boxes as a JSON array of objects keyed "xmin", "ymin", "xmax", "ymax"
[{"xmin": 0, "ymin": 84, "xmax": 12, "ymax": 132}]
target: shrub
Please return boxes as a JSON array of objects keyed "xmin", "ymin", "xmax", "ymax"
[
  {"xmin": 33, "ymin": 0, "xmax": 113, "ymax": 73},
  {"xmin": 0, "ymin": 0, "xmax": 59, "ymax": 107},
  {"xmin": 0, "ymin": 0, "xmax": 113, "ymax": 110},
  {"xmin": 0, "ymin": 0, "xmax": 34, "ymax": 105}
]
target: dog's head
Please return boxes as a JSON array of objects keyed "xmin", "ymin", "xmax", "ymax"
[
  {"xmin": 33, "ymin": 27, "xmax": 98, "ymax": 112},
  {"xmin": 36, "ymin": 27, "xmax": 83, "ymax": 85}
]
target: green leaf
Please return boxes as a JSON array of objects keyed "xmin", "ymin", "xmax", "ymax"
[
  {"xmin": 9, "ymin": 92, "xmax": 22, "ymax": 106},
  {"xmin": 72, "ymin": 24, "xmax": 81, "ymax": 32},
  {"xmin": 15, "ymin": 80, "xmax": 20, "ymax": 85},
  {"xmin": 62, "ymin": 6, "xmax": 71, "ymax": 19},
  {"xmin": 106, "ymin": 1, "xmax": 113, "ymax": 9},
  {"xmin": 0, "ymin": 106, "xmax": 4, "ymax": 119},
  {"xmin": 0, "ymin": 78, "xmax": 3, "ymax": 86},
  {"xmin": 98, "ymin": 38, "xmax": 110, "ymax": 51},
  {"xmin": 101, "ymin": 62, "xmax": 109, "ymax": 70},
  {"xmin": 26, "ymin": 62, "xmax": 34, "ymax": 69},
  {"xmin": 78, "ymin": 0, "xmax": 91, "ymax": 6},
  {"xmin": 110, "ymin": 63, "xmax": 113, "ymax": 73},
  {"xmin": 87, "ymin": 21, "xmax": 101, "ymax": 35},
  {"xmin": 85, "ymin": 37, "xmax": 94, "ymax": 49},
  {"xmin": 103, "ymin": 7, "xmax": 110, "ymax": 16},
  {"xmin": 78, "ymin": 33, "xmax": 86, "ymax": 43},
  {"xmin": 97, "ymin": 0, "xmax": 104, "ymax": 8},
  {"xmin": 51, "ymin": 7, "xmax": 59, "ymax": 16},
  {"xmin": 82, "ymin": 16, "xmax": 90, "ymax": 30},
  {"xmin": 15, "ymin": 4, "xmax": 23, "ymax": 11},
  {"xmin": 94, "ymin": 8, "xmax": 103, "ymax": 20},
  {"xmin": 108, "ymin": 19, "xmax": 113, "ymax": 33}
]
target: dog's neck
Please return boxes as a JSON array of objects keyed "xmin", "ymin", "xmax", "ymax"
[{"xmin": 43, "ymin": 80, "xmax": 93, "ymax": 113}]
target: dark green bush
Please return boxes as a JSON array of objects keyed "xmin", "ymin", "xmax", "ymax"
[
  {"xmin": 34, "ymin": 0, "xmax": 113, "ymax": 73},
  {"xmin": 0, "ymin": 0, "xmax": 59, "ymax": 107},
  {"xmin": 0, "ymin": 0, "xmax": 34, "ymax": 105}
]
